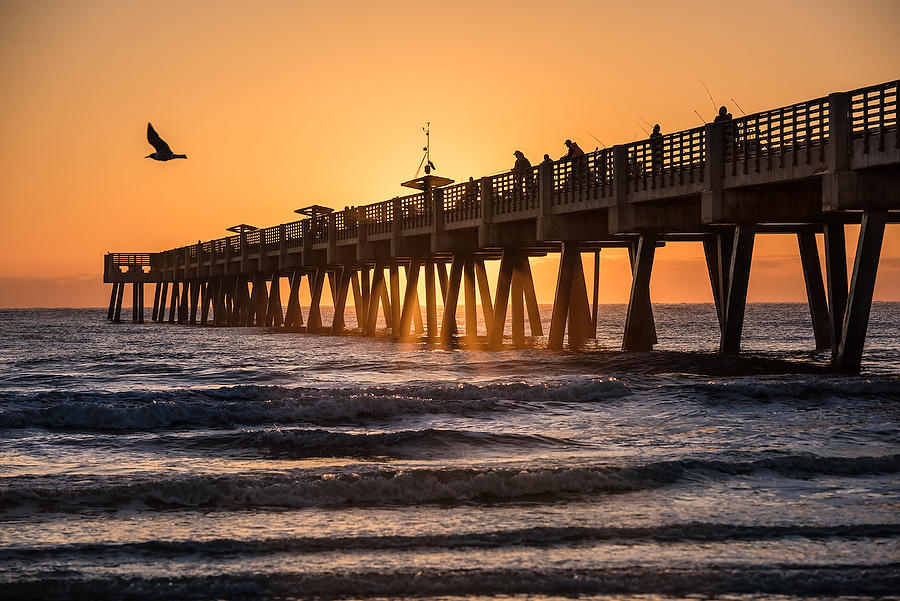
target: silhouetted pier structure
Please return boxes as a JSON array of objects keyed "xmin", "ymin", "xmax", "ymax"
[{"xmin": 105, "ymin": 81, "xmax": 899, "ymax": 373}]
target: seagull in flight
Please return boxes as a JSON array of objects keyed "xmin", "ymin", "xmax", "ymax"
[{"xmin": 145, "ymin": 122, "xmax": 187, "ymax": 161}]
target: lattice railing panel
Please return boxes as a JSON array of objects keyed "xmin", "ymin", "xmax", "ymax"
[
  {"xmin": 442, "ymin": 180, "xmax": 481, "ymax": 223},
  {"xmin": 491, "ymin": 167, "xmax": 539, "ymax": 215}
]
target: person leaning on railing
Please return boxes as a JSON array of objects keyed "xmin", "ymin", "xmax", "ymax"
[
  {"xmin": 561, "ymin": 139, "xmax": 586, "ymax": 188},
  {"xmin": 512, "ymin": 150, "xmax": 534, "ymax": 200}
]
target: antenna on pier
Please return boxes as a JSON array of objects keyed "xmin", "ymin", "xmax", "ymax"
[
  {"xmin": 403, "ymin": 122, "xmax": 453, "ymax": 191},
  {"xmin": 414, "ymin": 122, "xmax": 436, "ymax": 178}
]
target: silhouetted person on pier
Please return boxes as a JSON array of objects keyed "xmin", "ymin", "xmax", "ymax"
[
  {"xmin": 512, "ymin": 150, "xmax": 534, "ymax": 202},
  {"xmin": 649, "ymin": 124, "xmax": 663, "ymax": 173},
  {"xmin": 463, "ymin": 177, "xmax": 478, "ymax": 213},
  {"xmin": 542, "ymin": 153, "xmax": 553, "ymax": 166},
  {"xmin": 562, "ymin": 139, "xmax": 586, "ymax": 188},
  {"xmin": 713, "ymin": 106, "xmax": 733, "ymax": 123},
  {"xmin": 145, "ymin": 123, "xmax": 187, "ymax": 161}
]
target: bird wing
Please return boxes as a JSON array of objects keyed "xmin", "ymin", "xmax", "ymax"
[{"xmin": 147, "ymin": 122, "xmax": 173, "ymax": 155}]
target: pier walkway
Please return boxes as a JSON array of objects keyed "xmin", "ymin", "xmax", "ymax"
[{"xmin": 104, "ymin": 81, "xmax": 899, "ymax": 373}]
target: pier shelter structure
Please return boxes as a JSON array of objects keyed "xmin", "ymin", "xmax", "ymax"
[{"xmin": 105, "ymin": 81, "xmax": 899, "ymax": 373}]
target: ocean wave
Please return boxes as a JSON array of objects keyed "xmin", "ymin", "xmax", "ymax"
[
  {"xmin": 0, "ymin": 379, "xmax": 629, "ymax": 431},
  {"xmin": 175, "ymin": 428, "xmax": 577, "ymax": 458},
  {"xmin": 685, "ymin": 376, "xmax": 900, "ymax": 405},
  {"xmin": 2, "ymin": 453, "xmax": 896, "ymax": 512},
  {"xmin": 5, "ymin": 523, "xmax": 898, "ymax": 561},
  {"xmin": 3, "ymin": 565, "xmax": 898, "ymax": 599}
]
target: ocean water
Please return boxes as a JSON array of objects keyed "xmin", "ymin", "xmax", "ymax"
[{"xmin": 0, "ymin": 303, "xmax": 898, "ymax": 600}]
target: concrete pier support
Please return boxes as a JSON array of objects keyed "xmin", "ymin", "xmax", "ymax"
[
  {"xmin": 113, "ymin": 281, "xmax": 124, "ymax": 322},
  {"xmin": 424, "ymin": 260, "xmax": 437, "ymax": 339},
  {"xmin": 475, "ymin": 259, "xmax": 494, "ymax": 331},
  {"xmin": 364, "ymin": 263, "xmax": 387, "ymax": 337},
  {"xmin": 157, "ymin": 282, "xmax": 168, "ymax": 322},
  {"xmin": 835, "ymin": 211, "xmax": 887, "ymax": 373},
  {"xmin": 168, "ymin": 282, "xmax": 178, "ymax": 324},
  {"xmin": 548, "ymin": 243, "xmax": 578, "ymax": 351},
  {"xmin": 389, "ymin": 264, "xmax": 401, "ymax": 336},
  {"xmin": 351, "ymin": 270, "xmax": 365, "ymax": 332},
  {"xmin": 189, "ymin": 281, "xmax": 200, "ymax": 325},
  {"xmin": 200, "ymin": 280, "xmax": 211, "ymax": 325},
  {"xmin": 464, "ymin": 257, "xmax": 478, "ymax": 341},
  {"xmin": 108, "ymin": 283, "xmax": 118, "ymax": 320},
  {"xmin": 440, "ymin": 254, "xmax": 464, "ymax": 344},
  {"xmin": 267, "ymin": 276, "xmax": 284, "ymax": 327},
  {"xmin": 151, "ymin": 283, "xmax": 161, "ymax": 322},
  {"xmin": 824, "ymin": 223, "xmax": 849, "ymax": 360},
  {"xmin": 307, "ymin": 268, "xmax": 326, "ymax": 331},
  {"xmin": 488, "ymin": 250, "xmax": 515, "ymax": 349},
  {"xmin": 397, "ymin": 259, "xmax": 422, "ymax": 340},
  {"xmin": 720, "ymin": 225, "xmax": 756, "ymax": 354},
  {"xmin": 178, "ymin": 280, "xmax": 189, "ymax": 324},
  {"xmin": 623, "ymin": 235, "xmax": 657, "ymax": 351},
  {"xmin": 797, "ymin": 230, "xmax": 831, "ymax": 350},
  {"xmin": 284, "ymin": 271, "xmax": 304, "ymax": 329}
]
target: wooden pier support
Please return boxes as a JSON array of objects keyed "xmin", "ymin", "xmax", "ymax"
[
  {"xmin": 835, "ymin": 211, "xmax": 887, "ymax": 374},
  {"xmin": 623, "ymin": 235, "xmax": 657, "ymax": 351},
  {"xmin": 720, "ymin": 225, "xmax": 756, "ymax": 354},
  {"xmin": 797, "ymin": 230, "xmax": 831, "ymax": 350}
]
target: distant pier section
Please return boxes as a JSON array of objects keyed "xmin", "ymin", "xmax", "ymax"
[{"xmin": 105, "ymin": 81, "xmax": 899, "ymax": 373}]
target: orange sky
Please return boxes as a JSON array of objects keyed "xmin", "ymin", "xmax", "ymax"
[{"xmin": 1, "ymin": 0, "xmax": 898, "ymax": 307}]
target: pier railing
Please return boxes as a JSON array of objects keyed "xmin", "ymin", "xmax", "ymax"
[{"xmin": 138, "ymin": 80, "xmax": 897, "ymax": 272}]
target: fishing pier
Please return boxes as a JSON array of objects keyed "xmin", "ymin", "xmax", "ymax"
[{"xmin": 104, "ymin": 81, "xmax": 899, "ymax": 373}]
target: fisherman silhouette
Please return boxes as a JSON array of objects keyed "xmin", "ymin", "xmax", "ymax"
[
  {"xmin": 649, "ymin": 124, "xmax": 663, "ymax": 173},
  {"xmin": 561, "ymin": 139, "xmax": 586, "ymax": 188},
  {"xmin": 145, "ymin": 123, "xmax": 187, "ymax": 161},
  {"xmin": 512, "ymin": 150, "xmax": 534, "ymax": 202},
  {"xmin": 713, "ymin": 106, "xmax": 733, "ymax": 123}
]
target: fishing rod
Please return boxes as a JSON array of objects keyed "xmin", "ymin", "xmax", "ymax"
[
  {"xmin": 699, "ymin": 79, "xmax": 717, "ymax": 110},
  {"xmin": 693, "ymin": 109, "xmax": 707, "ymax": 126},
  {"xmin": 635, "ymin": 120, "xmax": 650, "ymax": 136},
  {"xmin": 584, "ymin": 129, "xmax": 606, "ymax": 148},
  {"xmin": 730, "ymin": 97, "xmax": 747, "ymax": 116}
]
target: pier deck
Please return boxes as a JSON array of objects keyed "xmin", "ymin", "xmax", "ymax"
[{"xmin": 104, "ymin": 81, "xmax": 899, "ymax": 373}]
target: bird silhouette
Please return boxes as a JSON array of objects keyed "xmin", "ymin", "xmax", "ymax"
[{"xmin": 145, "ymin": 123, "xmax": 187, "ymax": 161}]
